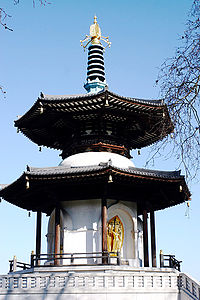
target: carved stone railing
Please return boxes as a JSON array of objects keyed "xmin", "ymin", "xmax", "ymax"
[
  {"xmin": 0, "ymin": 268, "xmax": 179, "ymax": 291},
  {"xmin": 1, "ymin": 265, "xmax": 199, "ymax": 299},
  {"xmin": 179, "ymin": 272, "xmax": 200, "ymax": 299}
]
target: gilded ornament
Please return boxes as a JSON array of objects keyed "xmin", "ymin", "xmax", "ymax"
[
  {"xmin": 107, "ymin": 215, "xmax": 124, "ymax": 255},
  {"xmin": 80, "ymin": 16, "xmax": 111, "ymax": 50}
]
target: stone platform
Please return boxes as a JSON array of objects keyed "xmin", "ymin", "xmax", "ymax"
[{"xmin": 0, "ymin": 265, "xmax": 199, "ymax": 299}]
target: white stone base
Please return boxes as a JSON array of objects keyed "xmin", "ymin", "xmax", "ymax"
[{"xmin": 0, "ymin": 266, "xmax": 198, "ymax": 299}]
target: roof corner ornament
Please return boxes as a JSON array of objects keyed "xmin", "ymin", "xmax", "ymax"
[
  {"xmin": 80, "ymin": 16, "xmax": 111, "ymax": 50},
  {"xmin": 108, "ymin": 173, "xmax": 113, "ymax": 183},
  {"xmin": 39, "ymin": 102, "xmax": 44, "ymax": 114},
  {"xmin": 25, "ymin": 176, "xmax": 30, "ymax": 190}
]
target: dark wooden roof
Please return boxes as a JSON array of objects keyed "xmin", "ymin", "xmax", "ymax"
[
  {"xmin": 0, "ymin": 163, "xmax": 190, "ymax": 215},
  {"xmin": 15, "ymin": 90, "xmax": 173, "ymax": 157}
]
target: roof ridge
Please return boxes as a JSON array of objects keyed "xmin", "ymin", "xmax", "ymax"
[
  {"xmin": 128, "ymin": 166, "xmax": 181, "ymax": 176},
  {"xmin": 38, "ymin": 89, "xmax": 164, "ymax": 106},
  {"xmin": 26, "ymin": 164, "xmax": 181, "ymax": 179}
]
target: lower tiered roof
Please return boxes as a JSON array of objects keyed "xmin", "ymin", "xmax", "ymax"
[{"xmin": 0, "ymin": 162, "xmax": 190, "ymax": 215}]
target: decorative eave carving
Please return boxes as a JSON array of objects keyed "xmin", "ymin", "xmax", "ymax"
[
  {"xmin": 0, "ymin": 164, "xmax": 190, "ymax": 215},
  {"xmin": 15, "ymin": 90, "xmax": 173, "ymax": 157}
]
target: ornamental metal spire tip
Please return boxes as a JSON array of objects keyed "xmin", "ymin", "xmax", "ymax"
[{"xmin": 80, "ymin": 16, "xmax": 111, "ymax": 50}]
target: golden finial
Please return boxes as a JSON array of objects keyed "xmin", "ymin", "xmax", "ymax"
[
  {"xmin": 94, "ymin": 15, "xmax": 97, "ymax": 24},
  {"xmin": 80, "ymin": 16, "xmax": 111, "ymax": 50}
]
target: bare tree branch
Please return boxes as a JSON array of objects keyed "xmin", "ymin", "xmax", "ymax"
[
  {"xmin": 0, "ymin": 1, "xmax": 51, "ymax": 30},
  {"xmin": 152, "ymin": 0, "xmax": 200, "ymax": 181},
  {"xmin": 32, "ymin": 0, "xmax": 51, "ymax": 8},
  {"xmin": 0, "ymin": 86, "xmax": 6, "ymax": 99},
  {"xmin": 0, "ymin": 8, "xmax": 13, "ymax": 31},
  {"xmin": 0, "ymin": 0, "xmax": 51, "ymax": 98}
]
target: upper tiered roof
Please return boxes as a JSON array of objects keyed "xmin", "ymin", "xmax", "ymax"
[{"xmin": 15, "ymin": 89, "xmax": 173, "ymax": 158}]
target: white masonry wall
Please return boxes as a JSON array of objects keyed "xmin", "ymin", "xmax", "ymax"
[{"xmin": 47, "ymin": 199, "xmax": 143, "ymax": 266}]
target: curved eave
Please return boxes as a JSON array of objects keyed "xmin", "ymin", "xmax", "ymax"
[
  {"xmin": 14, "ymin": 90, "xmax": 173, "ymax": 151},
  {"xmin": 0, "ymin": 165, "xmax": 190, "ymax": 214},
  {"xmin": 15, "ymin": 90, "xmax": 169, "ymax": 126}
]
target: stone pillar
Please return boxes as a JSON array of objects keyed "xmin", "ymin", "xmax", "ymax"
[
  {"xmin": 36, "ymin": 211, "xmax": 42, "ymax": 266},
  {"xmin": 102, "ymin": 197, "xmax": 108, "ymax": 264},
  {"xmin": 143, "ymin": 210, "xmax": 149, "ymax": 267},
  {"xmin": 54, "ymin": 206, "xmax": 60, "ymax": 266},
  {"xmin": 150, "ymin": 211, "xmax": 157, "ymax": 267}
]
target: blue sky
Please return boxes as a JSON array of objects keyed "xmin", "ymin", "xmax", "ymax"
[{"xmin": 1, "ymin": 0, "xmax": 199, "ymax": 279}]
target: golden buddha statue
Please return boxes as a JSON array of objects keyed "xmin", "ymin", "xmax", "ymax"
[{"xmin": 107, "ymin": 216, "xmax": 124, "ymax": 255}]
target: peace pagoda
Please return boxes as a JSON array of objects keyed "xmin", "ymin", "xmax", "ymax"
[{"xmin": 0, "ymin": 17, "xmax": 199, "ymax": 300}]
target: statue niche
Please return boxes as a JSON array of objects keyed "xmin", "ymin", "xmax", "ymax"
[{"xmin": 107, "ymin": 215, "xmax": 124, "ymax": 255}]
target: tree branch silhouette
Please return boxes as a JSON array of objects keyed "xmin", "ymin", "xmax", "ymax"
[{"xmin": 151, "ymin": 0, "xmax": 200, "ymax": 181}]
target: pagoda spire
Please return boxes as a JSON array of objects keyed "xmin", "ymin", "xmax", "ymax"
[{"xmin": 81, "ymin": 16, "xmax": 111, "ymax": 94}]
